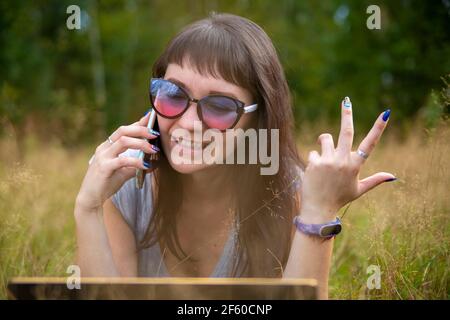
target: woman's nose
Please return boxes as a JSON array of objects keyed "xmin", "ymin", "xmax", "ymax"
[{"xmin": 176, "ymin": 100, "xmax": 201, "ymax": 130}]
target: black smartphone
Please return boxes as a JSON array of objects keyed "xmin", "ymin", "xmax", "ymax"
[{"xmin": 135, "ymin": 108, "xmax": 161, "ymax": 189}]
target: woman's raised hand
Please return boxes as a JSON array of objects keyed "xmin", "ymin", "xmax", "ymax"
[
  {"xmin": 299, "ymin": 97, "xmax": 396, "ymax": 223},
  {"xmin": 75, "ymin": 112, "xmax": 159, "ymax": 212}
]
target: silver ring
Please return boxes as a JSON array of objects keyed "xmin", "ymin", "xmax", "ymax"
[
  {"xmin": 88, "ymin": 154, "xmax": 95, "ymax": 165},
  {"xmin": 357, "ymin": 149, "xmax": 369, "ymax": 159},
  {"xmin": 107, "ymin": 136, "xmax": 114, "ymax": 145}
]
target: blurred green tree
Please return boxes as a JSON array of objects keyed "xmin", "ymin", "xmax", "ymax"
[{"xmin": 0, "ymin": 0, "xmax": 448, "ymax": 153}]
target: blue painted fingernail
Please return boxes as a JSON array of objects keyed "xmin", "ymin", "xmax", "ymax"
[
  {"xmin": 151, "ymin": 144, "xmax": 160, "ymax": 152},
  {"xmin": 385, "ymin": 177, "xmax": 397, "ymax": 182},
  {"xmin": 143, "ymin": 109, "xmax": 150, "ymax": 116},
  {"xmin": 149, "ymin": 129, "xmax": 160, "ymax": 136},
  {"xmin": 382, "ymin": 109, "xmax": 391, "ymax": 121},
  {"xmin": 343, "ymin": 96, "xmax": 352, "ymax": 108},
  {"xmin": 143, "ymin": 161, "xmax": 151, "ymax": 169}
]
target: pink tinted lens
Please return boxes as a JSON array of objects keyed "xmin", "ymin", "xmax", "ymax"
[
  {"xmin": 151, "ymin": 79, "xmax": 187, "ymax": 117},
  {"xmin": 201, "ymin": 96, "xmax": 238, "ymax": 130}
]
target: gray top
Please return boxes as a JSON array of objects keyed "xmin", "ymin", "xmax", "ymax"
[
  {"xmin": 109, "ymin": 149, "xmax": 303, "ymax": 277},
  {"xmin": 110, "ymin": 148, "xmax": 240, "ymax": 277}
]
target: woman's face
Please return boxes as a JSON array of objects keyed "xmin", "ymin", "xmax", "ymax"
[{"xmin": 157, "ymin": 60, "xmax": 256, "ymax": 174}]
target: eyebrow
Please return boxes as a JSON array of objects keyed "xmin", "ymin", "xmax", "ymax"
[{"xmin": 166, "ymin": 77, "xmax": 239, "ymax": 100}]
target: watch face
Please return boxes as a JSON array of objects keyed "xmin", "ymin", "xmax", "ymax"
[{"xmin": 320, "ymin": 224, "xmax": 342, "ymax": 237}]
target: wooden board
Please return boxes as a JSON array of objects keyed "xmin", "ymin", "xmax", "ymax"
[{"xmin": 7, "ymin": 277, "xmax": 317, "ymax": 300}]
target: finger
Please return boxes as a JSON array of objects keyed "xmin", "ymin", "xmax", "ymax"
[
  {"xmin": 337, "ymin": 97, "xmax": 354, "ymax": 154},
  {"xmin": 105, "ymin": 136, "xmax": 158, "ymax": 158},
  {"xmin": 91, "ymin": 111, "xmax": 156, "ymax": 164},
  {"xmin": 317, "ymin": 133, "xmax": 335, "ymax": 158},
  {"xmin": 353, "ymin": 109, "xmax": 391, "ymax": 165},
  {"xmin": 93, "ymin": 139, "xmax": 115, "ymax": 154},
  {"xmin": 115, "ymin": 167, "xmax": 137, "ymax": 181},
  {"xmin": 105, "ymin": 156, "xmax": 149, "ymax": 172},
  {"xmin": 357, "ymin": 172, "xmax": 396, "ymax": 196},
  {"xmin": 108, "ymin": 124, "xmax": 159, "ymax": 143},
  {"xmin": 308, "ymin": 150, "xmax": 320, "ymax": 163}
]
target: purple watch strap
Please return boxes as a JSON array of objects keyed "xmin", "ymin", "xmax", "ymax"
[{"xmin": 293, "ymin": 216, "xmax": 342, "ymax": 239}]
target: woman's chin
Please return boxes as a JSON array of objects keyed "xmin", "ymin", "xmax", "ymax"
[{"xmin": 167, "ymin": 160, "xmax": 214, "ymax": 174}]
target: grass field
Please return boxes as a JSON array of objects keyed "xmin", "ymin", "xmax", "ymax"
[{"xmin": 0, "ymin": 122, "xmax": 448, "ymax": 299}]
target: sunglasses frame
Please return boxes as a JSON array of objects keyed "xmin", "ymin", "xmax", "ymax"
[{"xmin": 149, "ymin": 78, "xmax": 258, "ymax": 131}]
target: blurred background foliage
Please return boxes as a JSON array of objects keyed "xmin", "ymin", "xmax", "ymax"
[{"xmin": 0, "ymin": 0, "xmax": 449, "ymax": 154}]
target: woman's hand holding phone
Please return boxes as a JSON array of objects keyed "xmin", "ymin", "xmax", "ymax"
[{"xmin": 75, "ymin": 112, "xmax": 159, "ymax": 213}]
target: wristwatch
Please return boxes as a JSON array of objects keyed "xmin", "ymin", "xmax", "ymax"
[{"xmin": 293, "ymin": 216, "xmax": 342, "ymax": 239}]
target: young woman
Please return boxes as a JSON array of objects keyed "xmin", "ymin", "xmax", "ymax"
[{"xmin": 74, "ymin": 13, "xmax": 395, "ymax": 299}]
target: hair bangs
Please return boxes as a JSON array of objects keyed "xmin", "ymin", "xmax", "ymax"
[{"xmin": 154, "ymin": 21, "xmax": 257, "ymax": 97}]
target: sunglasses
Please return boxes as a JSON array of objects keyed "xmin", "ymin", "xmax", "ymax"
[{"xmin": 149, "ymin": 78, "xmax": 258, "ymax": 131}]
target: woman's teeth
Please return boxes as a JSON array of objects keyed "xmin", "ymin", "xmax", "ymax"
[{"xmin": 173, "ymin": 137, "xmax": 204, "ymax": 150}]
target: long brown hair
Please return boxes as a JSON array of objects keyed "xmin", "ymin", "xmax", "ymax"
[{"xmin": 140, "ymin": 12, "xmax": 305, "ymax": 277}]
